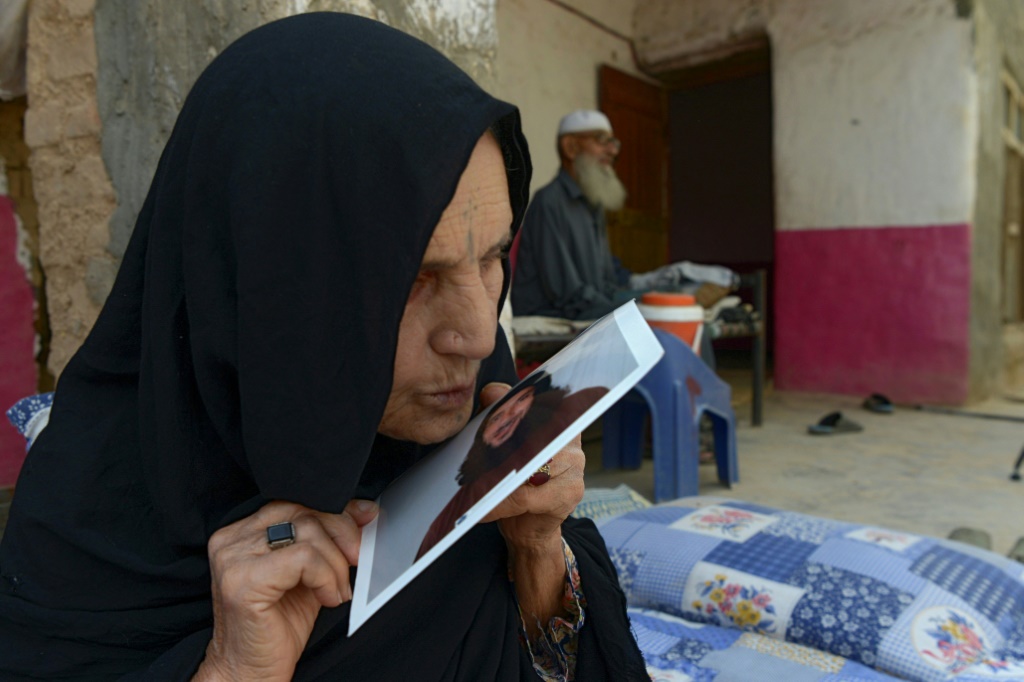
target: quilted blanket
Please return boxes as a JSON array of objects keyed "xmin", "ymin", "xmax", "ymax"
[{"xmin": 597, "ymin": 496, "xmax": 1024, "ymax": 681}]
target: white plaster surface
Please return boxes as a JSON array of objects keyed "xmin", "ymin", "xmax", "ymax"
[
  {"xmin": 634, "ymin": 0, "xmax": 978, "ymax": 231},
  {"xmin": 772, "ymin": 0, "xmax": 976, "ymax": 230},
  {"xmin": 494, "ymin": 0, "xmax": 644, "ymax": 196},
  {"xmin": 634, "ymin": 0, "xmax": 767, "ymax": 70}
]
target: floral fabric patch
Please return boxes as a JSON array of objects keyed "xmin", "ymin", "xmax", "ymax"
[
  {"xmin": 681, "ymin": 563, "xmax": 805, "ymax": 637},
  {"xmin": 669, "ymin": 505, "xmax": 776, "ymax": 542},
  {"xmin": 911, "ymin": 606, "xmax": 1024, "ymax": 677},
  {"xmin": 608, "ymin": 548, "xmax": 644, "ymax": 602},
  {"xmin": 846, "ymin": 527, "xmax": 922, "ymax": 553},
  {"xmin": 788, "ymin": 563, "xmax": 914, "ymax": 668}
]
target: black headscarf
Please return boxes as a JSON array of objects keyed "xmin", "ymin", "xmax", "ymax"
[{"xmin": 0, "ymin": 13, "xmax": 648, "ymax": 681}]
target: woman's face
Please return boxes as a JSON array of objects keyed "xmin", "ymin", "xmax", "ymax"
[
  {"xmin": 378, "ymin": 132, "xmax": 513, "ymax": 444},
  {"xmin": 481, "ymin": 386, "xmax": 536, "ymax": 447}
]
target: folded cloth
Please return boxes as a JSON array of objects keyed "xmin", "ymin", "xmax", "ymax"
[
  {"xmin": 511, "ymin": 316, "xmax": 590, "ymax": 336},
  {"xmin": 703, "ymin": 295, "xmax": 741, "ymax": 323}
]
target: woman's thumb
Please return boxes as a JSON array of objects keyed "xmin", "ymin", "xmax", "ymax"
[{"xmin": 479, "ymin": 382, "xmax": 511, "ymax": 409}]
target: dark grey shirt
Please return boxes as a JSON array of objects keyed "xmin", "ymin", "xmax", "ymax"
[{"xmin": 512, "ymin": 170, "xmax": 620, "ymax": 320}]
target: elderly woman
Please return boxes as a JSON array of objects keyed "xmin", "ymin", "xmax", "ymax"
[{"xmin": 0, "ymin": 12, "xmax": 648, "ymax": 682}]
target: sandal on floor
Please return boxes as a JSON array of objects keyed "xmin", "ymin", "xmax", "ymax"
[
  {"xmin": 807, "ymin": 411, "xmax": 863, "ymax": 435},
  {"xmin": 948, "ymin": 527, "xmax": 993, "ymax": 550},
  {"xmin": 863, "ymin": 393, "xmax": 894, "ymax": 414},
  {"xmin": 1009, "ymin": 537, "xmax": 1024, "ymax": 564}
]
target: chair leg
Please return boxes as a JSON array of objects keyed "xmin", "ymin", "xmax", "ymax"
[
  {"xmin": 602, "ymin": 396, "xmax": 647, "ymax": 470},
  {"xmin": 662, "ymin": 381, "xmax": 699, "ymax": 502},
  {"xmin": 709, "ymin": 411, "xmax": 738, "ymax": 487}
]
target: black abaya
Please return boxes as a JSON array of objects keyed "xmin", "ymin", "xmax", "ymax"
[{"xmin": 0, "ymin": 13, "xmax": 648, "ymax": 681}]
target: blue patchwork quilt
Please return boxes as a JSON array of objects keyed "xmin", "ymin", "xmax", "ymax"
[
  {"xmin": 595, "ymin": 496, "xmax": 1024, "ymax": 682},
  {"xmin": 632, "ymin": 606, "xmax": 901, "ymax": 681}
]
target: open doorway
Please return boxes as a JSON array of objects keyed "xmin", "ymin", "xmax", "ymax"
[
  {"xmin": 665, "ymin": 47, "xmax": 775, "ymax": 358},
  {"xmin": 600, "ymin": 48, "xmax": 775, "ymax": 414}
]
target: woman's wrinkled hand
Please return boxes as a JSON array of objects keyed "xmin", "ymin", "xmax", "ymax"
[
  {"xmin": 192, "ymin": 499, "xmax": 378, "ymax": 682},
  {"xmin": 478, "ymin": 382, "xmax": 585, "ymax": 553}
]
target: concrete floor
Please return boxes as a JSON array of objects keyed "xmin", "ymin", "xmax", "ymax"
[{"xmin": 584, "ymin": 383, "xmax": 1024, "ymax": 556}]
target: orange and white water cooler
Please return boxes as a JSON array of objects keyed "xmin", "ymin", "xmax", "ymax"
[{"xmin": 636, "ymin": 292, "xmax": 704, "ymax": 351}]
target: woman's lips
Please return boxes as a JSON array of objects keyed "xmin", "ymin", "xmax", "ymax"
[{"xmin": 428, "ymin": 384, "xmax": 474, "ymax": 407}]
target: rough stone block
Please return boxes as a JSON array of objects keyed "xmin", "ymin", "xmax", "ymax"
[
  {"xmin": 65, "ymin": 99, "xmax": 101, "ymax": 139},
  {"xmin": 65, "ymin": 0, "xmax": 97, "ymax": 19},
  {"xmin": 23, "ymin": 104, "xmax": 62, "ymax": 148},
  {"xmin": 85, "ymin": 255, "xmax": 117, "ymax": 306},
  {"xmin": 47, "ymin": 27, "xmax": 98, "ymax": 81}
]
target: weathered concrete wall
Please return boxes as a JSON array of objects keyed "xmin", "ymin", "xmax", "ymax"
[
  {"xmin": 95, "ymin": 0, "xmax": 497, "ymax": 268},
  {"xmin": 25, "ymin": 0, "xmax": 116, "ymax": 377},
  {"xmin": 27, "ymin": 0, "xmax": 496, "ymax": 378},
  {"xmin": 971, "ymin": 0, "xmax": 1009, "ymax": 399},
  {"xmin": 634, "ymin": 0, "xmax": 980, "ymax": 403},
  {"xmin": 975, "ymin": 0, "xmax": 1024, "ymax": 397},
  {"xmin": 637, "ymin": 0, "xmax": 977, "ymax": 228},
  {"xmin": 494, "ymin": 0, "xmax": 643, "ymax": 195},
  {"xmin": 634, "ymin": 0, "xmax": 768, "ymax": 74}
]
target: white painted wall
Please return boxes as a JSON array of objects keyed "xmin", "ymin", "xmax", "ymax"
[
  {"xmin": 634, "ymin": 0, "xmax": 978, "ymax": 231},
  {"xmin": 493, "ymin": 0, "xmax": 643, "ymax": 196},
  {"xmin": 772, "ymin": 0, "xmax": 976, "ymax": 230}
]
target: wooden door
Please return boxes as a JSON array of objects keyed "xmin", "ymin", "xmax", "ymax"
[
  {"xmin": 1004, "ymin": 148, "xmax": 1023, "ymax": 322},
  {"xmin": 599, "ymin": 65, "xmax": 669, "ymax": 274}
]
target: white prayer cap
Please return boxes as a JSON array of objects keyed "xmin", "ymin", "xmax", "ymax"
[{"xmin": 558, "ymin": 109, "xmax": 612, "ymax": 136}]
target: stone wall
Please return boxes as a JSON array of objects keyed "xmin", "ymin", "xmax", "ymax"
[
  {"xmin": 974, "ymin": 0, "xmax": 1024, "ymax": 397},
  {"xmin": 25, "ymin": 0, "xmax": 115, "ymax": 377},
  {"xmin": 26, "ymin": 0, "xmax": 497, "ymax": 378}
]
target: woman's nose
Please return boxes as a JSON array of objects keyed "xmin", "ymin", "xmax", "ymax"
[{"xmin": 433, "ymin": 280, "xmax": 497, "ymax": 359}]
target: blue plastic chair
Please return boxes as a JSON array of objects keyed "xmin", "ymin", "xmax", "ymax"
[{"xmin": 601, "ymin": 328, "xmax": 738, "ymax": 502}]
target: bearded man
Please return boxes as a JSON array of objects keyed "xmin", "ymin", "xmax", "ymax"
[{"xmin": 512, "ymin": 109, "xmax": 737, "ymax": 323}]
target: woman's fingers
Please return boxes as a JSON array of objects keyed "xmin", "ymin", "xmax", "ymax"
[
  {"xmin": 212, "ymin": 510, "xmax": 353, "ymax": 607},
  {"xmin": 344, "ymin": 498, "xmax": 379, "ymax": 527},
  {"xmin": 313, "ymin": 499, "xmax": 378, "ymax": 567},
  {"xmin": 482, "ymin": 438, "xmax": 586, "ymax": 524},
  {"xmin": 211, "ymin": 501, "xmax": 372, "ymax": 604},
  {"xmin": 479, "ymin": 382, "xmax": 511, "ymax": 409}
]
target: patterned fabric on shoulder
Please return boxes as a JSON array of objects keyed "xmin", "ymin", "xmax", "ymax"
[{"xmin": 6, "ymin": 392, "xmax": 54, "ymax": 451}]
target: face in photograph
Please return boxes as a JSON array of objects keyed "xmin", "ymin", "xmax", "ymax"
[{"xmin": 481, "ymin": 386, "xmax": 537, "ymax": 447}]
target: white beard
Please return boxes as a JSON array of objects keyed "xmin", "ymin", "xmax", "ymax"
[{"xmin": 574, "ymin": 153, "xmax": 627, "ymax": 211}]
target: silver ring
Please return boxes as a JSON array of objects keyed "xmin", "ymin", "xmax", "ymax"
[{"xmin": 266, "ymin": 521, "xmax": 296, "ymax": 550}]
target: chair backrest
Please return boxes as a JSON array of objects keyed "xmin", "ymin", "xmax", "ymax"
[{"xmin": 645, "ymin": 329, "xmax": 732, "ymax": 412}]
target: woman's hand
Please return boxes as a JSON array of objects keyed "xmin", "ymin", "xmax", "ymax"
[
  {"xmin": 478, "ymin": 382, "xmax": 585, "ymax": 549},
  {"xmin": 478, "ymin": 382, "xmax": 585, "ymax": 637},
  {"xmin": 193, "ymin": 499, "xmax": 378, "ymax": 682}
]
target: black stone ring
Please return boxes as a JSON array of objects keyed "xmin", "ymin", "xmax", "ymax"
[{"xmin": 266, "ymin": 522, "xmax": 297, "ymax": 550}]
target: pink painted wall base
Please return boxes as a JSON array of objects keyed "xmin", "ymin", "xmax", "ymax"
[
  {"xmin": 0, "ymin": 195, "xmax": 37, "ymax": 486},
  {"xmin": 774, "ymin": 224, "xmax": 971, "ymax": 405}
]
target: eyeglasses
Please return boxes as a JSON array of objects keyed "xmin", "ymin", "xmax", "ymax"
[{"xmin": 577, "ymin": 132, "xmax": 621, "ymax": 152}]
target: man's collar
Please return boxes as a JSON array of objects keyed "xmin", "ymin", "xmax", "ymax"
[{"xmin": 556, "ymin": 168, "xmax": 585, "ymax": 201}]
